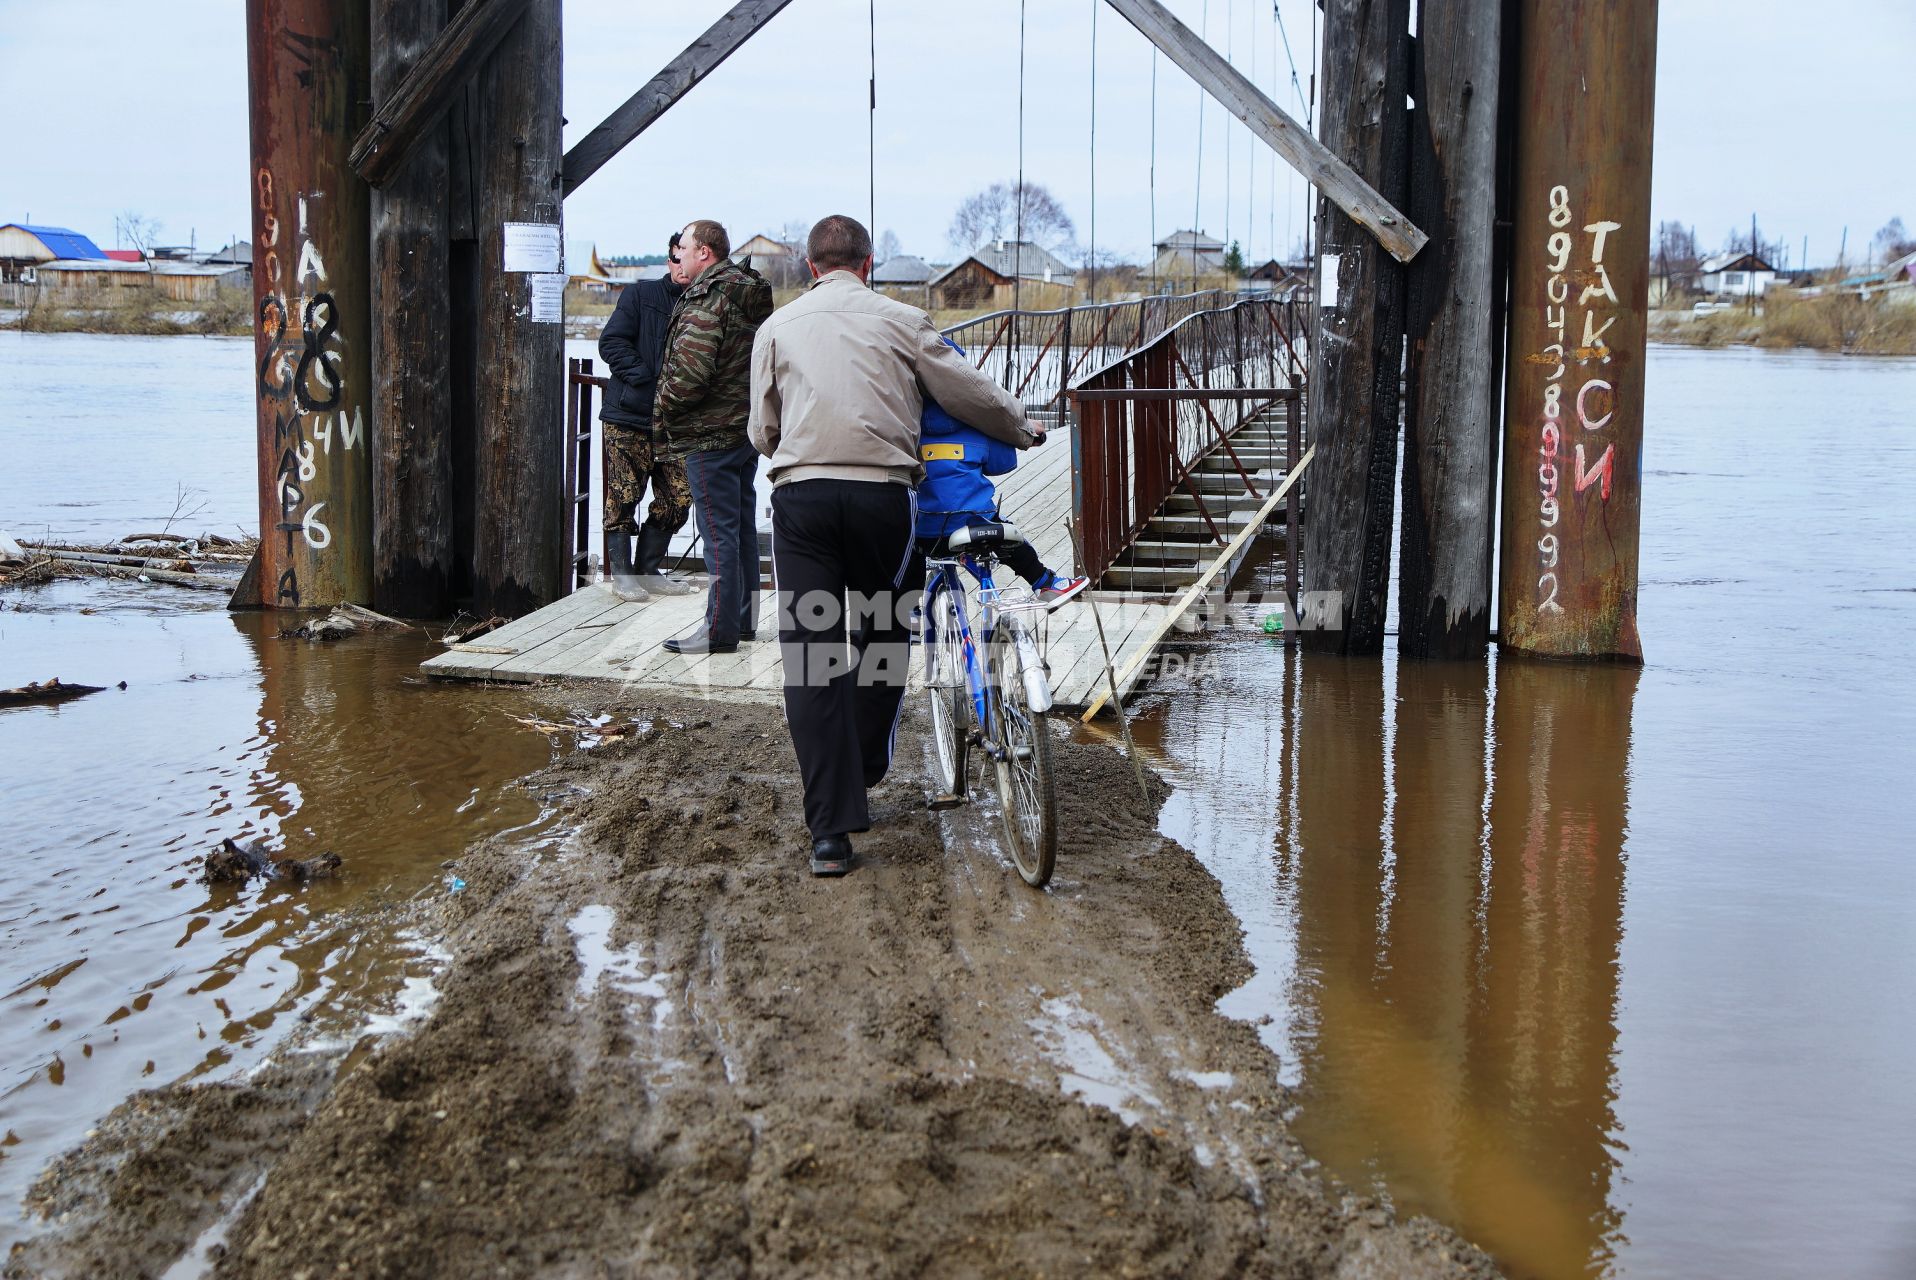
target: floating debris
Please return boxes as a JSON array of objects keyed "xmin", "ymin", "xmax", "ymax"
[
  {"xmin": 0, "ymin": 677, "xmax": 125, "ymax": 709},
  {"xmin": 203, "ymin": 837, "xmax": 343, "ymax": 885}
]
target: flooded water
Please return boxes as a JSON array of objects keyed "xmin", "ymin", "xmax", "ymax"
[
  {"xmin": 0, "ymin": 579, "xmax": 563, "ymax": 1237},
  {"xmin": 4, "ymin": 332, "xmax": 1914, "ymax": 1276},
  {"xmin": 1111, "ymin": 347, "xmax": 1916, "ymax": 1277}
]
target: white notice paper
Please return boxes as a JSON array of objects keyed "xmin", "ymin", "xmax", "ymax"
[
  {"xmin": 503, "ymin": 222, "xmax": 563, "ymax": 273},
  {"xmin": 1318, "ymin": 253, "xmax": 1342, "ymax": 309},
  {"xmin": 530, "ymin": 273, "xmax": 565, "ymax": 323}
]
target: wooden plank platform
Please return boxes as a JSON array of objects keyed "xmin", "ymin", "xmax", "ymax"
[{"xmin": 424, "ymin": 423, "xmax": 1283, "ymax": 711}]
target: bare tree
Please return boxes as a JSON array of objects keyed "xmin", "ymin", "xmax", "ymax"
[
  {"xmin": 876, "ymin": 229, "xmax": 902, "ymax": 263},
  {"xmin": 1655, "ymin": 221, "xmax": 1700, "ymax": 295},
  {"xmin": 947, "ymin": 181, "xmax": 1076, "ymax": 255},
  {"xmin": 778, "ymin": 218, "xmax": 812, "ymax": 252},
  {"xmin": 115, "ymin": 211, "xmax": 163, "ymax": 255},
  {"xmin": 1872, "ymin": 217, "xmax": 1914, "ymax": 264}
]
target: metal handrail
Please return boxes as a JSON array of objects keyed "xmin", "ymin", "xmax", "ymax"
[{"xmin": 1066, "ymin": 296, "xmax": 1309, "ymax": 588}]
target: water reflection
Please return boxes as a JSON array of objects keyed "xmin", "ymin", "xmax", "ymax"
[
  {"xmin": 1114, "ymin": 644, "xmax": 1638, "ymax": 1278},
  {"xmin": 0, "ymin": 584, "xmax": 556, "ymax": 1236},
  {"xmin": 1277, "ymin": 655, "xmax": 1636, "ymax": 1276}
]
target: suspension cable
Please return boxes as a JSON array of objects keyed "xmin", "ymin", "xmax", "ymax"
[
  {"xmin": 1013, "ymin": 0, "xmax": 1026, "ymax": 322},
  {"xmin": 1192, "ymin": 0, "xmax": 1208, "ymax": 295},
  {"xmin": 1088, "ymin": 0, "xmax": 1097, "ymax": 302},
  {"xmin": 867, "ymin": 0, "xmax": 876, "ymax": 238},
  {"xmin": 1149, "ymin": 48, "xmax": 1157, "ymax": 292}
]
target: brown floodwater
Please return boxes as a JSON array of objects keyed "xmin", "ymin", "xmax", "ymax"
[
  {"xmin": 4, "ymin": 335, "xmax": 1914, "ymax": 1276},
  {"xmin": 1089, "ymin": 347, "xmax": 1916, "ymax": 1278},
  {"xmin": 0, "ymin": 578, "xmax": 562, "ymax": 1238}
]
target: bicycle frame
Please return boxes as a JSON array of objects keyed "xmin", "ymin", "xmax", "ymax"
[
  {"xmin": 923, "ymin": 552, "xmax": 1000, "ymax": 742},
  {"xmin": 924, "ymin": 551, "xmax": 1054, "ymax": 752}
]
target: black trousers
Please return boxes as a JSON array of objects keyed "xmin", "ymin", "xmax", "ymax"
[{"xmin": 771, "ymin": 479, "xmax": 917, "ymax": 839}]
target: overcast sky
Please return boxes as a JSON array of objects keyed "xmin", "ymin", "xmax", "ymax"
[{"xmin": 3, "ymin": 0, "xmax": 1910, "ymax": 269}]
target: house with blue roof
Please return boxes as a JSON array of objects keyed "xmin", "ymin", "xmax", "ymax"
[{"xmin": 0, "ymin": 223, "xmax": 109, "ymax": 283}]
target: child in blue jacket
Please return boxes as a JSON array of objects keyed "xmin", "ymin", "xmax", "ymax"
[{"xmin": 916, "ymin": 387, "xmax": 1089, "ymax": 607}]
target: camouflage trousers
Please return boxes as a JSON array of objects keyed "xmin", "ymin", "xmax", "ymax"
[{"xmin": 603, "ymin": 424, "xmax": 691, "ymax": 534}]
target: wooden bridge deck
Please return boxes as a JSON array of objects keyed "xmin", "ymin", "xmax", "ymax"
[{"xmin": 422, "ymin": 417, "xmax": 1293, "ymax": 710}]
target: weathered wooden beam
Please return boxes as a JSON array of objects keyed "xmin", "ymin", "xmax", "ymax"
[
  {"xmin": 1103, "ymin": 0, "xmax": 1427, "ymax": 264},
  {"xmin": 561, "ymin": 0, "xmax": 796, "ymax": 196},
  {"xmin": 1496, "ymin": 0, "xmax": 1654, "ymax": 661},
  {"xmin": 245, "ymin": 0, "xmax": 374, "ymax": 610},
  {"xmin": 347, "ymin": 0, "xmax": 531, "ymax": 188},
  {"xmin": 1300, "ymin": 0, "xmax": 1412, "ymax": 656},
  {"xmin": 1398, "ymin": 0, "xmax": 1503, "ymax": 658},
  {"xmin": 470, "ymin": 0, "xmax": 565, "ymax": 616},
  {"xmin": 370, "ymin": 0, "xmax": 455, "ymax": 617}
]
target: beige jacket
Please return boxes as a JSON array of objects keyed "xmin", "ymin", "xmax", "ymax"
[{"xmin": 748, "ymin": 270, "xmax": 1034, "ymax": 486}]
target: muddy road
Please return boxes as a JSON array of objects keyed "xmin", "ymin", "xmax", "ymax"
[{"xmin": 8, "ymin": 695, "xmax": 1495, "ymax": 1279}]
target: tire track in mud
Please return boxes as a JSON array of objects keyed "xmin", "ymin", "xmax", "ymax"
[{"xmin": 9, "ymin": 696, "xmax": 1497, "ymax": 1280}]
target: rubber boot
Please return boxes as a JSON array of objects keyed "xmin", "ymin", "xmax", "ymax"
[
  {"xmin": 633, "ymin": 521, "xmax": 693, "ymax": 595},
  {"xmin": 604, "ymin": 533, "xmax": 650, "ymax": 602}
]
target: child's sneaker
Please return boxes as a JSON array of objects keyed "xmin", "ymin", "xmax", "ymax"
[{"xmin": 1036, "ymin": 573, "xmax": 1089, "ymax": 607}]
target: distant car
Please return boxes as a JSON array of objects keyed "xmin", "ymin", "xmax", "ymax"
[{"xmin": 1692, "ymin": 301, "xmax": 1733, "ymax": 315}]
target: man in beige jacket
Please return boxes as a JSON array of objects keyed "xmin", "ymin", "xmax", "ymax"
[{"xmin": 749, "ymin": 214, "xmax": 1037, "ymax": 876}]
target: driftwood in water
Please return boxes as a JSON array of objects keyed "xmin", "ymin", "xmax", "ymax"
[
  {"xmin": 282, "ymin": 602, "xmax": 413, "ymax": 641},
  {"xmin": 25, "ymin": 546, "xmax": 195, "ymax": 573},
  {"xmin": 44, "ymin": 558, "xmax": 235, "ymax": 593},
  {"xmin": 0, "ymin": 677, "xmax": 125, "ymax": 708},
  {"xmin": 204, "ymin": 837, "xmax": 343, "ymax": 885}
]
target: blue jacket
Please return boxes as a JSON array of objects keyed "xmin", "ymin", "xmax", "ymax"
[{"xmin": 916, "ymin": 397, "xmax": 1019, "ymax": 538}]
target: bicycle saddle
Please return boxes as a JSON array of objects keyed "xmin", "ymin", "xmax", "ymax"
[{"xmin": 945, "ymin": 520, "xmax": 1026, "ymax": 551}]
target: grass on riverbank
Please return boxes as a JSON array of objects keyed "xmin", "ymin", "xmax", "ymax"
[
  {"xmin": 1651, "ymin": 292, "xmax": 1916, "ymax": 355},
  {"xmin": 11, "ymin": 292, "xmax": 252, "ymax": 338}
]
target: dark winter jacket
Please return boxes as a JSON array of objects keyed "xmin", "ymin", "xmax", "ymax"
[
  {"xmin": 597, "ymin": 274, "xmax": 684, "ymax": 429},
  {"xmin": 654, "ymin": 258, "xmax": 774, "ymax": 455}
]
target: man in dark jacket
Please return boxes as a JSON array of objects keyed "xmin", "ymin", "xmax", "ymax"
[
  {"xmin": 654, "ymin": 219, "xmax": 775, "ymax": 654},
  {"xmin": 597, "ymin": 233, "xmax": 691, "ymax": 598}
]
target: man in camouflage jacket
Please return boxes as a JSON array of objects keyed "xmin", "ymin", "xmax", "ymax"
[{"xmin": 654, "ymin": 219, "xmax": 775, "ymax": 654}]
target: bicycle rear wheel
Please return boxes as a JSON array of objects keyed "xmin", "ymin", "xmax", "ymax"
[
  {"xmin": 987, "ymin": 624, "xmax": 1056, "ymax": 887},
  {"xmin": 924, "ymin": 580, "xmax": 969, "ymax": 802}
]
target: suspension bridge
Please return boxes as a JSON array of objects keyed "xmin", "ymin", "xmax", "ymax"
[{"xmin": 240, "ymin": 0, "xmax": 1656, "ymax": 701}]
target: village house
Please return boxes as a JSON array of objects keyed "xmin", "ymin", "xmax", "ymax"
[
  {"xmin": 1148, "ymin": 229, "xmax": 1225, "ymax": 281},
  {"xmin": 871, "ymin": 253, "xmax": 933, "ymax": 305},
  {"xmin": 732, "ymin": 233, "xmax": 806, "ymax": 288},
  {"xmin": 929, "ymin": 240, "xmax": 1076, "ymax": 311},
  {"xmin": 0, "ymin": 223, "xmax": 109, "ymax": 283},
  {"xmin": 1699, "ymin": 250, "xmax": 1780, "ymax": 298}
]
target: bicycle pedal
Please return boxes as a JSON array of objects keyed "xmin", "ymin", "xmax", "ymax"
[{"xmin": 927, "ymin": 793, "xmax": 965, "ymax": 811}]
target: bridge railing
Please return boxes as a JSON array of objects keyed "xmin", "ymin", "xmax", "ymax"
[
  {"xmin": 938, "ymin": 289, "xmax": 1234, "ymax": 414},
  {"xmin": 1065, "ymin": 296, "xmax": 1309, "ymax": 589}
]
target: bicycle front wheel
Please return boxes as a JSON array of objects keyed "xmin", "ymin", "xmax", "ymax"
[
  {"xmin": 925, "ymin": 581, "xmax": 969, "ymax": 802},
  {"xmin": 987, "ymin": 624, "xmax": 1056, "ymax": 887}
]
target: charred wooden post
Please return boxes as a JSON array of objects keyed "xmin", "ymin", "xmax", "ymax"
[
  {"xmin": 468, "ymin": 0, "xmax": 565, "ymax": 616},
  {"xmin": 370, "ymin": 0, "xmax": 455, "ymax": 617},
  {"xmin": 1497, "ymin": 1, "xmax": 1654, "ymax": 661},
  {"xmin": 1301, "ymin": 0, "xmax": 1411, "ymax": 655},
  {"xmin": 241, "ymin": 0, "xmax": 374, "ymax": 610},
  {"xmin": 1398, "ymin": 0, "xmax": 1503, "ymax": 658}
]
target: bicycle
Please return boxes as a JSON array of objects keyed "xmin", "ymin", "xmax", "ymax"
[{"xmin": 920, "ymin": 519, "xmax": 1059, "ymax": 888}]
